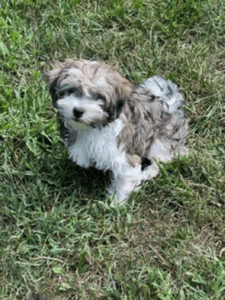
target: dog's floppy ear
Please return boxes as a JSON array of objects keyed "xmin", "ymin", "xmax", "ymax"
[
  {"xmin": 45, "ymin": 61, "xmax": 63, "ymax": 102},
  {"xmin": 45, "ymin": 68, "xmax": 60, "ymax": 85},
  {"xmin": 106, "ymin": 86, "xmax": 128, "ymax": 122},
  {"xmin": 45, "ymin": 70, "xmax": 60, "ymax": 102},
  {"xmin": 45, "ymin": 60, "xmax": 63, "ymax": 84},
  {"xmin": 45, "ymin": 59, "xmax": 77, "ymax": 101},
  {"xmin": 105, "ymin": 77, "xmax": 135, "ymax": 123}
]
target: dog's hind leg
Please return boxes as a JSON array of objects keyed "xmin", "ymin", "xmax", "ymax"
[{"xmin": 108, "ymin": 158, "xmax": 159, "ymax": 205}]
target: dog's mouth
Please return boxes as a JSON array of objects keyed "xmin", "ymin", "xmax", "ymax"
[{"xmin": 67, "ymin": 118, "xmax": 90, "ymax": 130}]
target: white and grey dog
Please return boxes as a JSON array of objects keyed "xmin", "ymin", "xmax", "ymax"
[{"xmin": 46, "ymin": 59, "xmax": 189, "ymax": 204}]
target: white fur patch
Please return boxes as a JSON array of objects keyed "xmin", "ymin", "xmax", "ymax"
[{"xmin": 68, "ymin": 119, "xmax": 128, "ymax": 176}]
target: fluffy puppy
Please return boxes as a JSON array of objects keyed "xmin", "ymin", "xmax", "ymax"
[{"xmin": 46, "ymin": 59, "xmax": 189, "ymax": 204}]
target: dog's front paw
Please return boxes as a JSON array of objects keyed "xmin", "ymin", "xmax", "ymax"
[{"xmin": 109, "ymin": 176, "xmax": 140, "ymax": 206}]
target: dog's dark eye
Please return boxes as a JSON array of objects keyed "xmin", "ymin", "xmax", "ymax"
[
  {"xmin": 68, "ymin": 88, "xmax": 76, "ymax": 94},
  {"xmin": 94, "ymin": 93, "xmax": 106, "ymax": 102},
  {"xmin": 68, "ymin": 87, "xmax": 83, "ymax": 97},
  {"xmin": 58, "ymin": 90, "xmax": 66, "ymax": 98}
]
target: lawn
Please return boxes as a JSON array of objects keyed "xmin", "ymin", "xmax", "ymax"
[{"xmin": 0, "ymin": 0, "xmax": 225, "ymax": 299}]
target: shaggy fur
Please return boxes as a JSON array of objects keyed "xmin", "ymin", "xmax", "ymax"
[{"xmin": 46, "ymin": 59, "xmax": 189, "ymax": 204}]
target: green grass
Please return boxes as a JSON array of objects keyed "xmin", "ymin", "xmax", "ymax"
[{"xmin": 0, "ymin": 0, "xmax": 225, "ymax": 299}]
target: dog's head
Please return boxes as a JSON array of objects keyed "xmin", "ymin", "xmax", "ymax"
[{"xmin": 46, "ymin": 59, "xmax": 134, "ymax": 127}]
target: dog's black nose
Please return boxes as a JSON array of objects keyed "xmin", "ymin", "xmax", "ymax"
[
  {"xmin": 141, "ymin": 157, "xmax": 152, "ymax": 171},
  {"xmin": 73, "ymin": 107, "xmax": 84, "ymax": 118}
]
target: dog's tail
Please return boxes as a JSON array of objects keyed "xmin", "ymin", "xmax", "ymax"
[{"xmin": 141, "ymin": 75, "xmax": 184, "ymax": 117}]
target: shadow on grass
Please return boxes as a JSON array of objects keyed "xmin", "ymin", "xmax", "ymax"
[{"xmin": 37, "ymin": 150, "xmax": 112, "ymax": 204}]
